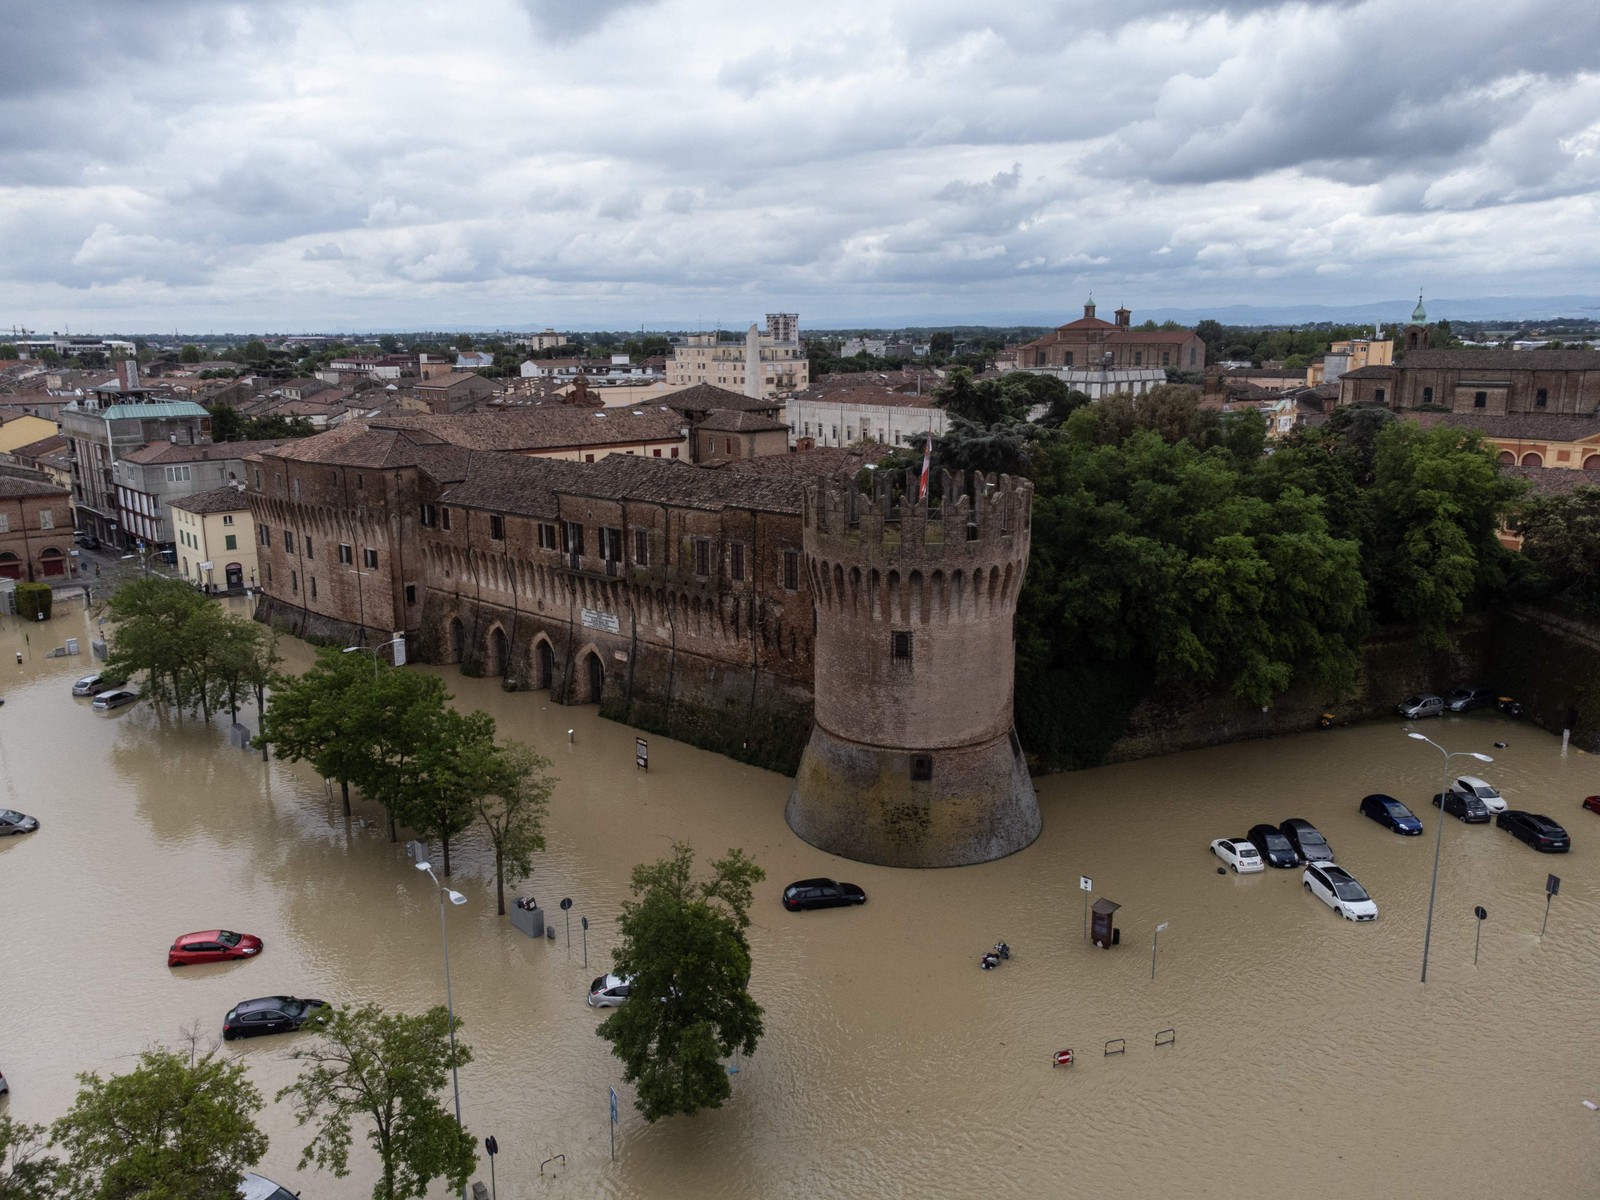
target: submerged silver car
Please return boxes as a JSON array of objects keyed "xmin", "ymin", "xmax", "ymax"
[{"xmin": 1397, "ymin": 693, "xmax": 1444, "ymax": 719}]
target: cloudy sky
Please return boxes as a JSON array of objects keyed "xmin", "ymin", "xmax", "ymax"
[{"xmin": 4, "ymin": 0, "xmax": 1598, "ymax": 333}]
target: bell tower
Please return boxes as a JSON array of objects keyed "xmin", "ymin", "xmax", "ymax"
[
  {"xmin": 786, "ymin": 469, "xmax": 1041, "ymax": 868},
  {"xmin": 1405, "ymin": 292, "xmax": 1431, "ymax": 353}
]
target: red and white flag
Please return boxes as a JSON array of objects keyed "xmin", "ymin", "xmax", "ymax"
[{"xmin": 918, "ymin": 430, "xmax": 932, "ymax": 501}]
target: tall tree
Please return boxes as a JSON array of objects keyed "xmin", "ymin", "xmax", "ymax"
[
  {"xmin": 597, "ymin": 843, "xmax": 765, "ymax": 1122},
  {"xmin": 474, "ymin": 740, "xmax": 555, "ymax": 915},
  {"xmin": 1515, "ymin": 483, "xmax": 1600, "ymax": 615},
  {"xmin": 277, "ymin": 1004, "xmax": 476, "ymax": 1200},
  {"xmin": 50, "ymin": 1048, "xmax": 267, "ymax": 1200},
  {"xmin": 0, "ymin": 1115, "xmax": 60, "ymax": 1200},
  {"xmin": 387, "ymin": 707, "xmax": 499, "ymax": 877},
  {"xmin": 258, "ymin": 647, "xmax": 385, "ymax": 816},
  {"xmin": 103, "ymin": 577, "xmax": 211, "ymax": 711}
]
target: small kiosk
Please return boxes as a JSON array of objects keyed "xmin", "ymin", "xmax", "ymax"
[{"xmin": 1091, "ymin": 898, "xmax": 1121, "ymax": 949}]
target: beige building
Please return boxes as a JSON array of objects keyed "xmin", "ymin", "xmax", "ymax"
[
  {"xmin": 170, "ymin": 485, "xmax": 259, "ymax": 593},
  {"xmin": 1309, "ymin": 337, "xmax": 1394, "ymax": 386},
  {"xmin": 0, "ymin": 413, "xmax": 59, "ymax": 455},
  {"xmin": 669, "ymin": 314, "xmax": 808, "ymax": 400}
]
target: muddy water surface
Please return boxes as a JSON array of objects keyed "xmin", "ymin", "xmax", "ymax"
[{"xmin": 2, "ymin": 599, "xmax": 1598, "ymax": 1198}]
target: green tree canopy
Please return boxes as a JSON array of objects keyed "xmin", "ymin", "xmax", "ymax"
[
  {"xmin": 51, "ymin": 1048, "xmax": 267, "ymax": 1200},
  {"xmin": 277, "ymin": 1004, "xmax": 476, "ymax": 1200},
  {"xmin": 179, "ymin": 344, "xmax": 202, "ymax": 363},
  {"xmin": 259, "ymin": 646, "xmax": 390, "ymax": 815},
  {"xmin": 1514, "ymin": 484, "xmax": 1600, "ymax": 615},
  {"xmin": 1, "ymin": 1114, "xmax": 60, "ymax": 1199},
  {"xmin": 597, "ymin": 843, "xmax": 765, "ymax": 1121},
  {"xmin": 474, "ymin": 740, "xmax": 555, "ymax": 915}
]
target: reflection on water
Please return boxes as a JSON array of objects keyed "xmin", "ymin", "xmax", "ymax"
[{"xmin": 3, "ymin": 600, "xmax": 1599, "ymax": 1198}]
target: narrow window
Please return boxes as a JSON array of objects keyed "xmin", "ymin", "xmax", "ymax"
[
  {"xmin": 260, "ymin": 525, "xmax": 270, "ymax": 546},
  {"xmin": 782, "ymin": 549, "xmax": 799, "ymax": 591},
  {"xmin": 1375, "ymin": 388, "xmax": 1386, "ymax": 404},
  {"xmin": 563, "ymin": 521, "xmax": 585, "ymax": 556},
  {"xmin": 910, "ymin": 754, "xmax": 933, "ymax": 781},
  {"xmin": 304, "ymin": 537, "xmax": 313, "ymax": 560},
  {"xmin": 310, "ymin": 577, "xmax": 317, "ymax": 599},
  {"xmin": 338, "ymin": 543, "xmax": 352, "ymax": 564},
  {"xmin": 225, "ymin": 534, "xmax": 237, "ymax": 551},
  {"xmin": 405, "ymin": 584, "xmax": 417, "ymax": 605},
  {"xmin": 441, "ymin": 507, "xmax": 451, "ymax": 531},
  {"xmin": 420, "ymin": 503, "xmax": 436, "ymax": 527},
  {"xmin": 1536, "ymin": 388, "xmax": 1548, "ymax": 408},
  {"xmin": 363, "ymin": 547, "xmax": 378, "ymax": 569},
  {"xmin": 283, "ymin": 529, "xmax": 294, "ymax": 553},
  {"xmin": 730, "ymin": 542, "xmax": 745, "ymax": 582},
  {"xmin": 892, "ymin": 630, "xmax": 912, "ymax": 661},
  {"xmin": 634, "ymin": 528, "xmax": 650, "ymax": 566},
  {"xmin": 290, "ymin": 569, "xmax": 298, "ymax": 594},
  {"xmin": 1422, "ymin": 387, "xmax": 1433, "ymax": 404},
  {"xmin": 490, "ymin": 513, "xmax": 504, "ymax": 540},
  {"xmin": 222, "ymin": 515, "xmax": 234, "ymax": 526},
  {"xmin": 1474, "ymin": 391, "xmax": 1487, "ymax": 408},
  {"xmin": 538, "ymin": 523, "xmax": 557, "ymax": 550},
  {"xmin": 265, "ymin": 563, "xmax": 272, "ymax": 583},
  {"xmin": 693, "ymin": 539, "xmax": 710, "ymax": 576}
]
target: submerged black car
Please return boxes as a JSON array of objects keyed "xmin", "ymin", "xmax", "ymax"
[
  {"xmin": 1496, "ymin": 810, "xmax": 1570, "ymax": 853},
  {"xmin": 1247, "ymin": 823, "xmax": 1301, "ymax": 867},
  {"xmin": 782, "ymin": 878, "xmax": 867, "ymax": 911},
  {"xmin": 1360, "ymin": 793, "xmax": 1424, "ymax": 835},
  {"xmin": 1433, "ymin": 791, "xmax": 1491, "ymax": 824},
  {"xmin": 222, "ymin": 996, "xmax": 327, "ymax": 1040},
  {"xmin": 1279, "ymin": 818, "xmax": 1334, "ymax": 864}
]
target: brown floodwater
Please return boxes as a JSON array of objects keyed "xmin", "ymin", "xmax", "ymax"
[{"xmin": 3, "ymin": 596, "xmax": 1600, "ymax": 1198}]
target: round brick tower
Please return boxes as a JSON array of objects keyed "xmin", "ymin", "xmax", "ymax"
[{"xmin": 786, "ymin": 468, "xmax": 1041, "ymax": 868}]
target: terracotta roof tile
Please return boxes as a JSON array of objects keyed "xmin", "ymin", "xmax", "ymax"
[
  {"xmin": 1401, "ymin": 348, "xmax": 1600, "ymax": 371},
  {"xmin": 169, "ymin": 485, "xmax": 251, "ymax": 514},
  {"xmin": 121, "ymin": 438, "xmax": 290, "ymax": 465}
]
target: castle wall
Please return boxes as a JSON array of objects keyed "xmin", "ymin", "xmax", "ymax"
[{"xmin": 415, "ymin": 487, "xmax": 816, "ymax": 773}]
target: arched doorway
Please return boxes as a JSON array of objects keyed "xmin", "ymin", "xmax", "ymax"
[
  {"xmin": 0, "ymin": 552, "xmax": 21, "ymax": 580},
  {"xmin": 1584, "ymin": 455, "xmax": 1600, "ymax": 472},
  {"xmin": 1497, "ymin": 450, "xmax": 1515, "ymax": 465},
  {"xmin": 38, "ymin": 547, "xmax": 66, "ymax": 577},
  {"xmin": 448, "ymin": 618, "xmax": 465, "ymax": 663},
  {"xmin": 1520, "ymin": 452, "xmax": 1543, "ymax": 467},
  {"xmin": 583, "ymin": 651, "xmax": 605, "ymax": 704},
  {"xmin": 225, "ymin": 562, "xmax": 244, "ymax": 589},
  {"xmin": 488, "ymin": 626, "xmax": 508, "ymax": 676},
  {"xmin": 536, "ymin": 639, "xmax": 554, "ymax": 690}
]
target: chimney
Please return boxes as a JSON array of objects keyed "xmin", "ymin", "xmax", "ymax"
[{"xmin": 115, "ymin": 358, "xmax": 130, "ymax": 391}]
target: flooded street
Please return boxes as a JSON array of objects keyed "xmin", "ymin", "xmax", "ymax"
[{"xmin": 3, "ymin": 597, "xmax": 1600, "ymax": 1198}]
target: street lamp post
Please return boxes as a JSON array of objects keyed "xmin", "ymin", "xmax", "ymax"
[
  {"xmin": 415, "ymin": 859, "xmax": 467, "ymax": 1196},
  {"xmin": 1407, "ymin": 732, "xmax": 1493, "ymax": 984}
]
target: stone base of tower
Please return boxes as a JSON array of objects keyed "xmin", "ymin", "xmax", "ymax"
[{"xmin": 785, "ymin": 725, "xmax": 1041, "ymax": 868}]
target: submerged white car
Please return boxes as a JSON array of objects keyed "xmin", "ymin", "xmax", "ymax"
[
  {"xmin": 1454, "ymin": 775, "xmax": 1507, "ymax": 815},
  {"xmin": 1303, "ymin": 863, "xmax": 1378, "ymax": 921},
  {"xmin": 1211, "ymin": 838, "xmax": 1265, "ymax": 873}
]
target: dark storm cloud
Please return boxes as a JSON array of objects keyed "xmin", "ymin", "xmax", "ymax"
[{"xmin": 518, "ymin": 0, "xmax": 662, "ymax": 41}]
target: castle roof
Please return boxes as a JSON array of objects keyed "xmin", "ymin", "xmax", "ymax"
[
  {"xmin": 694, "ymin": 409, "xmax": 789, "ymax": 433},
  {"xmin": 1396, "ymin": 348, "xmax": 1600, "ymax": 372},
  {"xmin": 170, "ymin": 485, "xmax": 252, "ymax": 515},
  {"xmin": 1406, "ymin": 411, "xmax": 1600, "ymax": 443}
]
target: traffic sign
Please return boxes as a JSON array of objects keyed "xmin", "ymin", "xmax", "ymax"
[
  {"xmin": 1547, "ymin": 874, "xmax": 1561, "ymax": 897},
  {"xmin": 610, "ymin": 1086, "xmax": 618, "ymax": 1123},
  {"xmin": 1155, "ymin": 921, "xmax": 1169, "ymax": 932},
  {"xmin": 560, "ymin": 897, "xmax": 573, "ymax": 910},
  {"xmin": 1474, "ymin": 905, "xmax": 1488, "ymax": 921},
  {"xmin": 1079, "ymin": 876, "xmax": 1092, "ymax": 892},
  {"xmin": 636, "ymin": 737, "xmax": 648, "ymax": 770}
]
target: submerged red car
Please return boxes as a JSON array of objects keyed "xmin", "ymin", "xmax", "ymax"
[
  {"xmin": 1582, "ymin": 795, "xmax": 1600, "ymax": 816},
  {"xmin": 168, "ymin": 930, "xmax": 263, "ymax": 967}
]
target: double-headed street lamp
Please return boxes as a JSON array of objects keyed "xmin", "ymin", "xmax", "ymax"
[
  {"xmin": 1406, "ymin": 731, "xmax": 1493, "ymax": 984},
  {"xmin": 415, "ymin": 859, "xmax": 467, "ymax": 1169},
  {"xmin": 342, "ymin": 632, "xmax": 406, "ymax": 678}
]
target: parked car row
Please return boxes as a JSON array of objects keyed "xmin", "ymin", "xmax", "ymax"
[
  {"xmin": 74, "ymin": 673, "xmax": 139, "ymax": 710},
  {"xmin": 1210, "ymin": 818, "xmax": 1379, "ymax": 921},
  {"xmin": 1397, "ymin": 684, "xmax": 1520, "ymax": 719}
]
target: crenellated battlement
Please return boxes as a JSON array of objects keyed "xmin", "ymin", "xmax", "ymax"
[{"xmin": 803, "ymin": 468, "xmax": 1032, "ymax": 562}]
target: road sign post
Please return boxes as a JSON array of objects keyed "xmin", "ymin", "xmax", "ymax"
[
  {"xmin": 1542, "ymin": 874, "xmax": 1560, "ymax": 938},
  {"xmin": 1079, "ymin": 875, "xmax": 1092, "ymax": 942},
  {"xmin": 635, "ymin": 737, "xmax": 648, "ymax": 770},
  {"xmin": 1152, "ymin": 921, "xmax": 1168, "ymax": 980},
  {"xmin": 609, "ymin": 1086, "xmax": 618, "ymax": 1162},
  {"xmin": 1473, "ymin": 905, "xmax": 1487, "ymax": 966},
  {"xmin": 581, "ymin": 915, "xmax": 589, "ymax": 969},
  {"xmin": 560, "ymin": 897, "xmax": 572, "ymax": 950}
]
